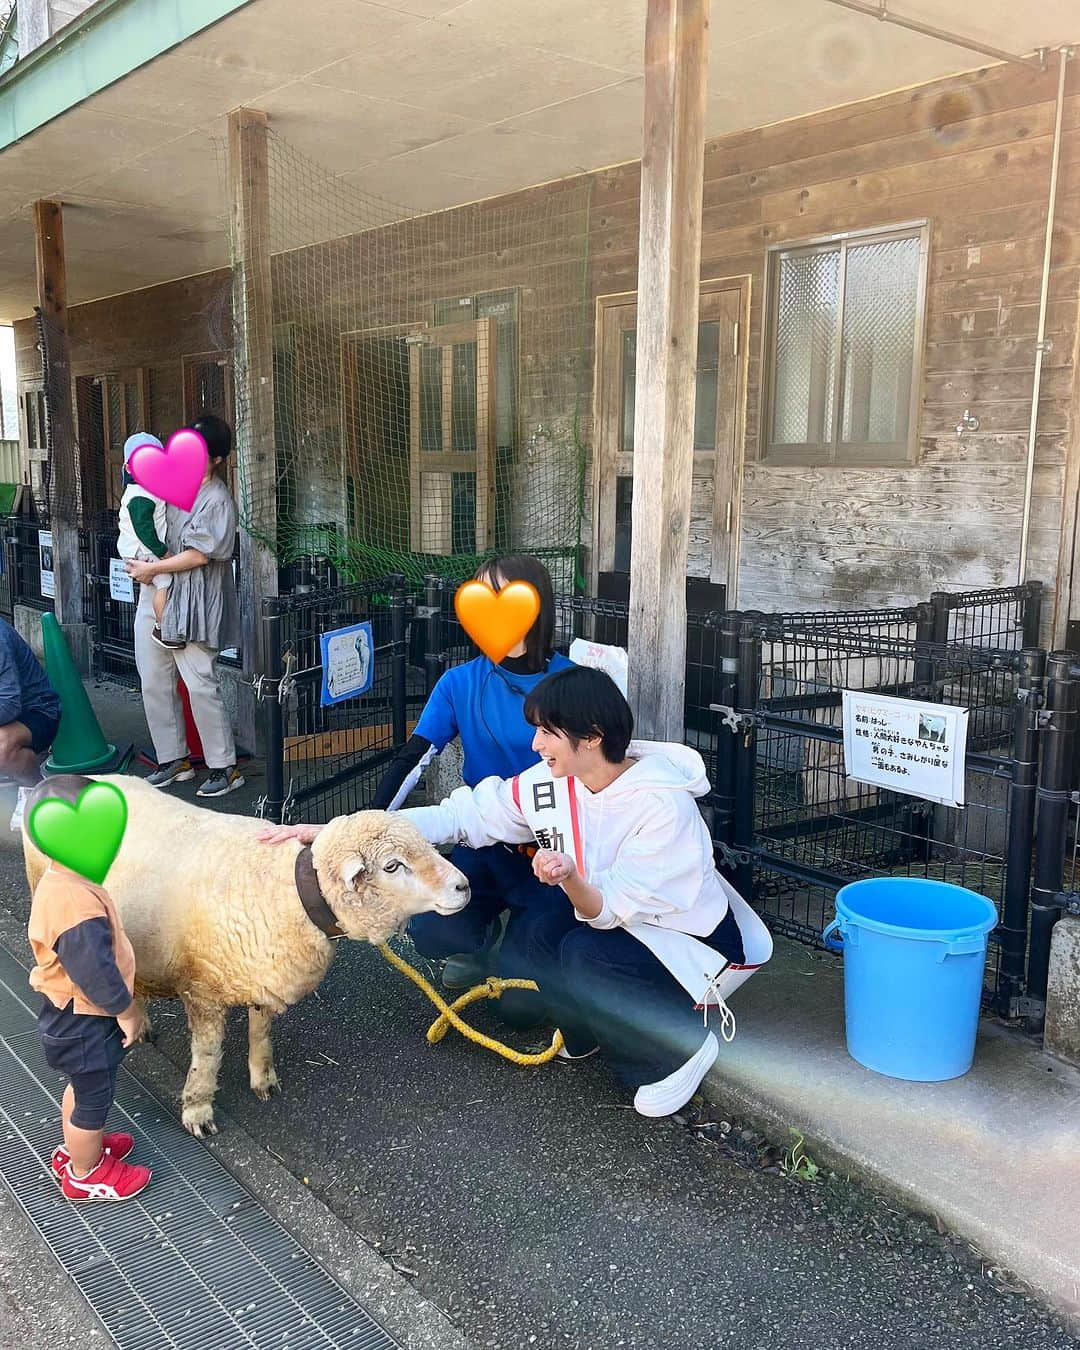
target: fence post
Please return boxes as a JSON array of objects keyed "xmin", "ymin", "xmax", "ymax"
[
  {"xmin": 1022, "ymin": 580, "xmax": 1043, "ymax": 649},
  {"xmin": 710, "ymin": 614, "xmax": 739, "ymax": 854},
  {"xmin": 731, "ymin": 617, "xmax": 760, "ymax": 902},
  {"xmin": 390, "ymin": 573, "xmax": 408, "ymax": 748},
  {"xmin": 929, "ymin": 590, "xmax": 951, "ymax": 645},
  {"xmin": 1028, "ymin": 650, "xmax": 1076, "ymax": 1023},
  {"xmin": 913, "ymin": 600, "xmax": 936, "ymax": 695},
  {"xmin": 261, "ymin": 596, "xmax": 286, "ymax": 825},
  {"xmin": 999, "ymin": 648, "xmax": 1046, "ymax": 1016},
  {"xmin": 423, "ymin": 574, "xmax": 444, "ymax": 696}
]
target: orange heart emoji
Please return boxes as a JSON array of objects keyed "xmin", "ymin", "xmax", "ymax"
[{"xmin": 454, "ymin": 580, "xmax": 540, "ymax": 664}]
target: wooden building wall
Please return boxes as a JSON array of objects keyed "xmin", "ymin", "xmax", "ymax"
[{"xmin": 13, "ymin": 58, "xmax": 1080, "ymax": 625}]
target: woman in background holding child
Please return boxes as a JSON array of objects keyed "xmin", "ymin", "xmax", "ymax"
[{"xmin": 116, "ymin": 434, "xmax": 179, "ymax": 652}]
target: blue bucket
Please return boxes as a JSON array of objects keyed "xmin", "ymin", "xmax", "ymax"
[{"xmin": 822, "ymin": 878, "xmax": 998, "ymax": 1082}]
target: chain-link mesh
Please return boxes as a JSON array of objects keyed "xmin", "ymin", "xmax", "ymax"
[{"xmin": 228, "ymin": 128, "xmax": 593, "ymax": 590}]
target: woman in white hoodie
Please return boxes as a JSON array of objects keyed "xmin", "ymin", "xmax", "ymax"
[{"xmin": 399, "ymin": 666, "xmax": 773, "ymax": 1119}]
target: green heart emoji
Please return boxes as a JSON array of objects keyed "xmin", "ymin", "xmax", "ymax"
[{"xmin": 27, "ymin": 782, "xmax": 128, "ymax": 885}]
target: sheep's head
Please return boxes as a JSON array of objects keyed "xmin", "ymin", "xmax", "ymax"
[{"xmin": 310, "ymin": 811, "xmax": 470, "ymax": 943}]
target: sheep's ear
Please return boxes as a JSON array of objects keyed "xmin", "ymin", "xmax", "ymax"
[{"xmin": 340, "ymin": 855, "xmax": 367, "ymax": 891}]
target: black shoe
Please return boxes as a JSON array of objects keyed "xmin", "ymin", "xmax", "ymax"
[
  {"xmin": 197, "ymin": 766, "xmax": 245, "ymax": 798},
  {"xmin": 151, "ymin": 626, "xmax": 186, "ymax": 651},
  {"xmin": 146, "ymin": 758, "xmax": 195, "ymax": 788}
]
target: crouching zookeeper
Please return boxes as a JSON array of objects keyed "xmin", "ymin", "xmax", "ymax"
[{"xmin": 398, "ymin": 666, "xmax": 774, "ymax": 1119}]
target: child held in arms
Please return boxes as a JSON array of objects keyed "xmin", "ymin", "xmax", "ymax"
[
  {"xmin": 398, "ymin": 666, "xmax": 773, "ymax": 1118},
  {"xmin": 116, "ymin": 433, "xmax": 181, "ymax": 652}
]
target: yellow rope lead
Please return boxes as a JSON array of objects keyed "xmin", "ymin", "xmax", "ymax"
[{"xmin": 378, "ymin": 942, "xmax": 563, "ymax": 1065}]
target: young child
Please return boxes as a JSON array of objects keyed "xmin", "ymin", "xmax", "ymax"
[
  {"xmin": 398, "ymin": 666, "xmax": 774, "ymax": 1119},
  {"xmin": 26, "ymin": 775, "xmax": 152, "ymax": 1201},
  {"xmin": 116, "ymin": 432, "xmax": 182, "ymax": 652}
]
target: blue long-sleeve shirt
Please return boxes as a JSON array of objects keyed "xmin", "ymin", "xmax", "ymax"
[{"xmin": 0, "ymin": 619, "xmax": 60, "ymax": 727}]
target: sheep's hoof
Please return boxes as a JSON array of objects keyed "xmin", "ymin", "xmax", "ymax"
[
  {"xmin": 182, "ymin": 1103, "xmax": 219, "ymax": 1137},
  {"xmin": 250, "ymin": 1069, "xmax": 280, "ymax": 1102}
]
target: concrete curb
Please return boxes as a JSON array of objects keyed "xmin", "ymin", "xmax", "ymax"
[{"xmin": 697, "ymin": 940, "xmax": 1080, "ymax": 1337}]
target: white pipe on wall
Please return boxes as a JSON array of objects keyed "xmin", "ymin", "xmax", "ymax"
[{"xmin": 1018, "ymin": 47, "xmax": 1072, "ymax": 586}]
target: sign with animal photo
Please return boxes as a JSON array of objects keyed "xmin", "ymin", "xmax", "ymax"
[
  {"xmin": 38, "ymin": 529, "xmax": 55, "ymax": 599},
  {"xmin": 320, "ymin": 620, "xmax": 375, "ymax": 706},
  {"xmin": 842, "ymin": 690, "xmax": 968, "ymax": 809}
]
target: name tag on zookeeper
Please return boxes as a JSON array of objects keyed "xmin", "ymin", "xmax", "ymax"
[
  {"xmin": 109, "ymin": 557, "xmax": 135, "ymax": 604},
  {"xmin": 842, "ymin": 690, "xmax": 968, "ymax": 810},
  {"xmin": 320, "ymin": 621, "xmax": 374, "ymax": 706}
]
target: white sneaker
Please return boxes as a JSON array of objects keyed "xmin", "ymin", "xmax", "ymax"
[
  {"xmin": 633, "ymin": 1032, "xmax": 720, "ymax": 1118},
  {"xmin": 9, "ymin": 787, "xmax": 28, "ymax": 833},
  {"xmin": 556, "ymin": 1042, "xmax": 599, "ymax": 1061}
]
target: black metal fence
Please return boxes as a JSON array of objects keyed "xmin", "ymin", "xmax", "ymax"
[{"xmin": 253, "ymin": 573, "xmax": 1063, "ymax": 1022}]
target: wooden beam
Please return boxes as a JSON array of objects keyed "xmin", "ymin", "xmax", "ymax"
[
  {"xmin": 33, "ymin": 199, "xmax": 82, "ymax": 627},
  {"xmin": 228, "ymin": 107, "xmax": 278, "ymax": 680},
  {"xmin": 627, "ymin": 0, "xmax": 710, "ymax": 740}
]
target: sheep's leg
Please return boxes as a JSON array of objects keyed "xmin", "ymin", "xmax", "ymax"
[
  {"xmin": 247, "ymin": 1007, "xmax": 280, "ymax": 1101},
  {"xmin": 181, "ymin": 1000, "xmax": 226, "ymax": 1136}
]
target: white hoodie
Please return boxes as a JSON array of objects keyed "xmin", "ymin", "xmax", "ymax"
[{"xmin": 401, "ymin": 740, "xmax": 771, "ymax": 1008}]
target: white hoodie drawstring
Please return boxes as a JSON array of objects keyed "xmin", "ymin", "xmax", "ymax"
[{"xmin": 700, "ymin": 973, "xmax": 737, "ymax": 1043}]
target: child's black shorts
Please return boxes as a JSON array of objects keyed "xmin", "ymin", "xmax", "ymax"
[{"xmin": 38, "ymin": 998, "xmax": 127, "ymax": 1131}]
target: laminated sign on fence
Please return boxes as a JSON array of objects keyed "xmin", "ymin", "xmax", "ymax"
[
  {"xmin": 841, "ymin": 690, "xmax": 968, "ymax": 809},
  {"xmin": 320, "ymin": 621, "xmax": 374, "ymax": 707}
]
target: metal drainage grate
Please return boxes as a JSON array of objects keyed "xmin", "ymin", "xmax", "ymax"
[{"xmin": 0, "ymin": 944, "xmax": 403, "ymax": 1350}]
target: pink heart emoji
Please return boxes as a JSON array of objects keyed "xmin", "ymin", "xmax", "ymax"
[{"xmin": 128, "ymin": 430, "xmax": 208, "ymax": 511}]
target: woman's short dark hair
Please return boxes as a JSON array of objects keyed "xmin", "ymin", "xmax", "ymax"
[
  {"xmin": 524, "ymin": 666, "xmax": 633, "ymax": 764},
  {"xmin": 189, "ymin": 413, "xmax": 232, "ymax": 461},
  {"xmin": 474, "ymin": 554, "xmax": 556, "ymax": 674}
]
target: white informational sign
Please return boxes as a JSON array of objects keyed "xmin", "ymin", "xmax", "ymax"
[
  {"xmin": 38, "ymin": 529, "xmax": 55, "ymax": 599},
  {"xmin": 320, "ymin": 620, "xmax": 374, "ymax": 706},
  {"xmin": 109, "ymin": 557, "xmax": 135, "ymax": 604},
  {"xmin": 842, "ymin": 690, "xmax": 968, "ymax": 809},
  {"xmin": 568, "ymin": 637, "xmax": 628, "ymax": 696}
]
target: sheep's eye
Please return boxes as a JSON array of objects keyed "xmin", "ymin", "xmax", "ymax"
[{"xmin": 383, "ymin": 860, "xmax": 402, "ymax": 874}]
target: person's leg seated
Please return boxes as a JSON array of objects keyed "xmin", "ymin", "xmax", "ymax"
[
  {"xmin": 408, "ymin": 845, "xmax": 504, "ymax": 967},
  {"xmin": 558, "ymin": 926, "xmax": 718, "ymax": 1113},
  {"xmin": 0, "ymin": 720, "xmax": 44, "ymax": 787},
  {"xmin": 493, "ymin": 901, "xmax": 580, "ymax": 1031}
]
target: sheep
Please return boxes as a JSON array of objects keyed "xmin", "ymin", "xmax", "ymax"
[{"xmin": 23, "ymin": 773, "xmax": 470, "ymax": 1136}]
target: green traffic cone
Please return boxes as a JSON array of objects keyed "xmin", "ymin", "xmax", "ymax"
[{"xmin": 39, "ymin": 612, "xmax": 121, "ymax": 774}]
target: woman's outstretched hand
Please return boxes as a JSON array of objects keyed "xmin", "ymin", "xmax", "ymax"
[
  {"xmin": 532, "ymin": 848, "xmax": 576, "ymax": 886},
  {"xmin": 257, "ymin": 822, "xmax": 322, "ymax": 846}
]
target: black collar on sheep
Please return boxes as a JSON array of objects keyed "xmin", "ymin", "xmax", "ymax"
[{"xmin": 295, "ymin": 846, "xmax": 346, "ymax": 940}]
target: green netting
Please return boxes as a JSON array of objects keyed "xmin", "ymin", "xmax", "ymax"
[{"xmin": 228, "ymin": 130, "xmax": 593, "ymax": 593}]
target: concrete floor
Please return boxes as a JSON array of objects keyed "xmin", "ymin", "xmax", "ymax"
[{"xmin": 0, "ymin": 679, "xmax": 1078, "ymax": 1350}]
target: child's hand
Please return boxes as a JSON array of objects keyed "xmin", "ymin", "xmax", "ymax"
[
  {"xmin": 533, "ymin": 849, "xmax": 576, "ymax": 886},
  {"xmin": 117, "ymin": 1005, "xmax": 150, "ymax": 1048}
]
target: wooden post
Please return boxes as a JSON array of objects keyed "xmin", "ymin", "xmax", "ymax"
[
  {"xmin": 227, "ymin": 107, "xmax": 277, "ymax": 682},
  {"xmin": 627, "ymin": 0, "xmax": 710, "ymax": 740},
  {"xmin": 33, "ymin": 199, "xmax": 83, "ymax": 628}
]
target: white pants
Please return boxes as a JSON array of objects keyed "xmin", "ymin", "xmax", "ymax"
[{"xmin": 133, "ymin": 584, "xmax": 236, "ymax": 770}]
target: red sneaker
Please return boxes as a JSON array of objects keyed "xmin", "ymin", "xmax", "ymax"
[
  {"xmin": 61, "ymin": 1152, "xmax": 151, "ymax": 1203},
  {"xmin": 50, "ymin": 1132, "xmax": 134, "ymax": 1181}
]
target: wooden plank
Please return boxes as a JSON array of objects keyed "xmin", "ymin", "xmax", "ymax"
[
  {"xmin": 408, "ymin": 341, "xmax": 422, "ymax": 551},
  {"xmin": 1052, "ymin": 286, "xmax": 1080, "ymax": 642},
  {"xmin": 33, "ymin": 199, "xmax": 82, "ymax": 627},
  {"xmin": 228, "ymin": 108, "xmax": 277, "ymax": 683},
  {"xmin": 285, "ymin": 721, "xmax": 418, "ymax": 764},
  {"xmin": 628, "ymin": 0, "xmax": 709, "ymax": 741}
]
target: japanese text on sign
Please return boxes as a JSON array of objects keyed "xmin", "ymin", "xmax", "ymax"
[{"xmin": 842, "ymin": 691, "xmax": 968, "ymax": 809}]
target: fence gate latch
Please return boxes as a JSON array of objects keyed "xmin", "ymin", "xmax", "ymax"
[
  {"xmin": 1053, "ymin": 890, "xmax": 1080, "ymax": 918},
  {"xmin": 414, "ymin": 605, "xmax": 440, "ymax": 620},
  {"xmin": 1009, "ymin": 995, "xmax": 1046, "ymax": 1021},
  {"xmin": 709, "ymin": 703, "xmax": 755, "ymax": 734}
]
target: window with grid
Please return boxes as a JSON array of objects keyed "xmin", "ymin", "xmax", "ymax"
[{"xmin": 763, "ymin": 223, "xmax": 929, "ymax": 466}]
